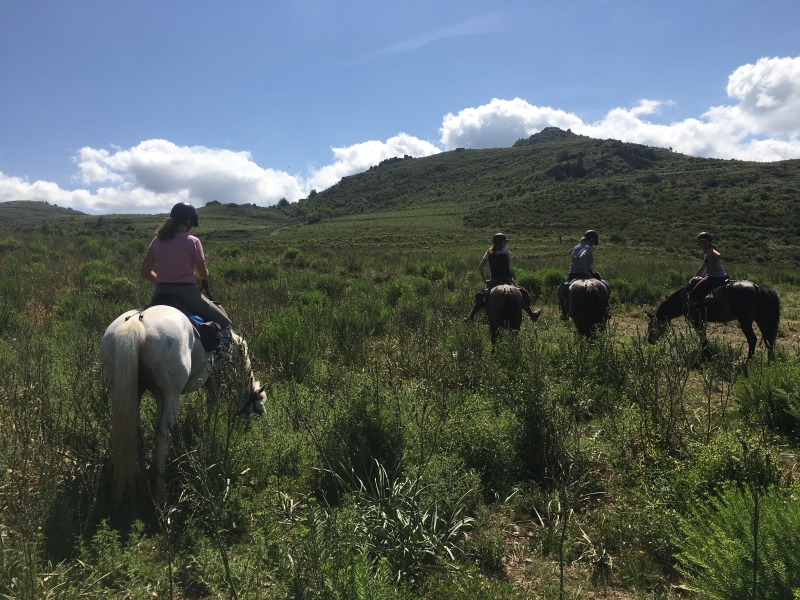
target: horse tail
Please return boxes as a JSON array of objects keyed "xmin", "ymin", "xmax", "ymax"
[
  {"xmin": 757, "ymin": 284, "xmax": 780, "ymax": 351},
  {"xmin": 109, "ymin": 316, "xmax": 145, "ymax": 500},
  {"xmin": 587, "ymin": 283, "xmax": 606, "ymax": 331},
  {"xmin": 504, "ymin": 287, "xmax": 522, "ymax": 329}
]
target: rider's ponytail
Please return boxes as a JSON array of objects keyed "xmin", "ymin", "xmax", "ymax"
[
  {"xmin": 487, "ymin": 245, "xmax": 496, "ymax": 255},
  {"xmin": 156, "ymin": 217, "xmax": 181, "ymax": 241}
]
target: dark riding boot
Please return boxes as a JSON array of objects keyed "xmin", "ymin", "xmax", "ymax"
[
  {"xmin": 517, "ymin": 286, "xmax": 541, "ymax": 322},
  {"xmin": 688, "ymin": 301, "xmax": 706, "ymax": 328},
  {"xmin": 463, "ymin": 302, "xmax": 482, "ymax": 322},
  {"xmin": 525, "ymin": 307, "xmax": 542, "ymax": 322},
  {"xmin": 559, "ymin": 298, "xmax": 569, "ymax": 320},
  {"xmin": 464, "ymin": 288, "xmax": 489, "ymax": 322}
]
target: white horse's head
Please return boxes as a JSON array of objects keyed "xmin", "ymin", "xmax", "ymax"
[{"xmin": 230, "ymin": 333, "xmax": 267, "ymax": 417}]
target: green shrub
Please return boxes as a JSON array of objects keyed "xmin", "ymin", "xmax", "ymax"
[
  {"xmin": 329, "ymin": 304, "xmax": 374, "ymax": 362},
  {"xmin": 609, "ymin": 276, "xmax": 662, "ymax": 305},
  {"xmin": 675, "ymin": 485, "xmax": 800, "ymax": 599},
  {"xmin": 386, "ymin": 277, "xmax": 411, "ymax": 307},
  {"xmin": 420, "ymin": 261, "xmax": 447, "ymax": 282},
  {"xmin": 75, "ymin": 260, "xmax": 117, "ymax": 286},
  {"xmin": 255, "ymin": 308, "xmax": 317, "ymax": 381},
  {"xmin": 336, "ymin": 461, "xmax": 474, "ymax": 584},
  {"xmin": 513, "ymin": 268, "xmax": 542, "ymax": 299},
  {"xmin": 736, "ymin": 359, "xmax": 800, "ymax": 438},
  {"xmin": 216, "ymin": 260, "xmax": 277, "ymax": 282},
  {"xmin": 217, "ymin": 244, "xmax": 242, "ymax": 258},
  {"xmin": 0, "ymin": 237, "xmax": 23, "ymax": 253},
  {"xmin": 342, "ymin": 251, "xmax": 364, "ymax": 274}
]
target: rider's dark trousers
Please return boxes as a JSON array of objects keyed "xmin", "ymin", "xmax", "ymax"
[
  {"xmin": 688, "ymin": 276, "xmax": 728, "ymax": 303},
  {"xmin": 153, "ymin": 283, "xmax": 233, "ymax": 329}
]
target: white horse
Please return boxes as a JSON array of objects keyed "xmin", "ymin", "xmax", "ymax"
[{"xmin": 101, "ymin": 305, "xmax": 266, "ymax": 502}]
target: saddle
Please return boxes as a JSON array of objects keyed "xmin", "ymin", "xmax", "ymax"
[
  {"xmin": 686, "ymin": 277, "xmax": 730, "ymax": 304},
  {"xmin": 705, "ymin": 284, "xmax": 728, "ymax": 303},
  {"xmin": 145, "ymin": 294, "xmax": 226, "ymax": 352}
]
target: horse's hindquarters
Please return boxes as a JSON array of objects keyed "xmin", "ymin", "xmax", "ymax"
[{"xmin": 568, "ymin": 280, "xmax": 609, "ymax": 336}]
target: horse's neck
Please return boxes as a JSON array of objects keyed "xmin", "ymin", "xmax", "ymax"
[{"xmin": 659, "ymin": 291, "xmax": 685, "ymax": 321}]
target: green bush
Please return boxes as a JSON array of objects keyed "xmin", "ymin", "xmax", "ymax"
[
  {"xmin": 513, "ymin": 268, "xmax": 542, "ymax": 299},
  {"xmin": 675, "ymin": 485, "xmax": 800, "ymax": 599},
  {"xmin": 75, "ymin": 260, "xmax": 117, "ymax": 286},
  {"xmin": 255, "ymin": 308, "xmax": 317, "ymax": 381},
  {"xmin": 609, "ymin": 276, "xmax": 663, "ymax": 305},
  {"xmin": 736, "ymin": 359, "xmax": 800, "ymax": 438},
  {"xmin": 420, "ymin": 261, "xmax": 447, "ymax": 282},
  {"xmin": 0, "ymin": 237, "xmax": 23, "ymax": 253},
  {"xmin": 216, "ymin": 260, "xmax": 277, "ymax": 282}
]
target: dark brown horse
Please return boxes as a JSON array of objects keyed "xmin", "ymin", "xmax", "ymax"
[
  {"xmin": 486, "ymin": 284, "xmax": 523, "ymax": 344},
  {"xmin": 647, "ymin": 280, "xmax": 780, "ymax": 360},
  {"xmin": 567, "ymin": 279, "xmax": 610, "ymax": 336}
]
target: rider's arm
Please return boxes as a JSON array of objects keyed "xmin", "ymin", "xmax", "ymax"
[
  {"xmin": 140, "ymin": 254, "xmax": 158, "ymax": 282},
  {"xmin": 195, "ymin": 260, "xmax": 209, "ymax": 281},
  {"xmin": 478, "ymin": 258, "xmax": 489, "ymax": 284}
]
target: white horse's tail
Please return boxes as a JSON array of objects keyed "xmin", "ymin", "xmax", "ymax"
[{"xmin": 109, "ymin": 316, "xmax": 145, "ymax": 500}]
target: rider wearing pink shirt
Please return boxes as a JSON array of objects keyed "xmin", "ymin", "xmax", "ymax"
[{"xmin": 141, "ymin": 202, "xmax": 232, "ymax": 328}]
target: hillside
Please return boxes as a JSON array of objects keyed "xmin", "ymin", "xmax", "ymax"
[
  {"xmin": 281, "ymin": 128, "xmax": 800, "ymax": 264},
  {"xmin": 0, "ymin": 200, "xmax": 86, "ymax": 228},
  {"xmin": 4, "ymin": 129, "xmax": 800, "ymax": 264}
]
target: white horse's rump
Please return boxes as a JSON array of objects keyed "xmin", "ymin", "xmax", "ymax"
[{"xmin": 101, "ymin": 305, "xmax": 265, "ymax": 501}]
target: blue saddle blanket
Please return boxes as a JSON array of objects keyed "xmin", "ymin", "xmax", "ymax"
[{"xmin": 180, "ymin": 311, "xmax": 229, "ymax": 352}]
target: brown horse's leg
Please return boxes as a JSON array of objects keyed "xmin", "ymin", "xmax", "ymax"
[{"xmin": 738, "ymin": 319, "xmax": 758, "ymax": 359}]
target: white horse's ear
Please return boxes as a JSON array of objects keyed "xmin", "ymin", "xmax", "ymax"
[{"xmin": 254, "ymin": 382, "xmax": 267, "ymax": 395}]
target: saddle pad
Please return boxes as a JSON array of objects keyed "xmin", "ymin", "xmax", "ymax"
[{"xmin": 144, "ymin": 295, "xmax": 225, "ymax": 352}]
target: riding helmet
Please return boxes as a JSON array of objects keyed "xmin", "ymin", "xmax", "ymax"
[
  {"xmin": 170, "ymin": 202, "xmax": 199, "ymax": 228},
  {"xmin": 492, "ymin": 232, "xmax": 508, "ymax": 245},
  {"xmin": 583, "ymin": 230, "xmax": 599, "ymax": 244},
  {"xmin": 696, "ymin": 231, "xmax": 713, "ymax": 243}
]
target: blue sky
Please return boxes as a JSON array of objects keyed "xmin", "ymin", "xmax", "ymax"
[{"xmin": 1, "ymin": 0, "xmax": 800, "ymax": 214}]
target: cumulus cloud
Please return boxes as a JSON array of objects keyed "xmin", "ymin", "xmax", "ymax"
[
  {"xmin": 0, "ymin": 135, "xmax": 440, "ymax": 214},
  {"xmin": 305, "ymin": 133, "xmax": 440, "ymax": 191},
  {"xmin": 440, "ymin": 56, "xmax": 800, "ymax": 161}
]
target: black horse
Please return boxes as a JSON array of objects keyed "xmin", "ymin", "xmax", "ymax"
[
  {"xmin": 647, "ymin": 280, "xmax": 780, "ymax": 360},
  {"xmin": 567, "ymin": 279, "xmax": 610, "ymax": 336}
]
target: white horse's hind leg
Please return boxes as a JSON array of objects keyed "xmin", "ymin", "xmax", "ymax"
[
  {"xmin": 152, "ymin": 394, "xmax": 174, "ymax": 500},
  {"xmin": 153, "ymin": 391, "xmax": 183, "ymax": 500}
]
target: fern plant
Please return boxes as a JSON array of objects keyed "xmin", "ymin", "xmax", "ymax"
[{"xmin": 674, "ymin": 484, "xmax": 800, "ymax": 599}]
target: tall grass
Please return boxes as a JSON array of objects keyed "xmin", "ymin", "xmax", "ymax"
[{"xmin": 0, "ymin": 232, "xmax": 797, "ymax": 597}]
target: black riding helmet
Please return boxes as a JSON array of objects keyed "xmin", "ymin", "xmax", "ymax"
[
  {"xmin": 583, "ymin": 230, "xmax": 599, "ymax": 244},
  {"xmin": 492, "ymin": 232, "xmax": 508, "ymax": 245},
  {"xmin": 170, "ymin": 202, "xmax": 199, "ymax": 228},
  {"xmin": 697, "ymin": 231, "xmax": 713, "ymax": 243}
]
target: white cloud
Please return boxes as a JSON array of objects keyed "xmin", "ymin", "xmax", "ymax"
[
  {"xmin": 305, "ymin": 133, "xmax": 440, "ymax": 192},
  {"xmin": 0, "ymin": 135, "xmax": 440, "ymax": 214},
  {"xmin": 440, "ymin": 98, "xmax": 583, "ymax": 150},
  {"xmin": 440, "ymin": 56, "xmax": 800, "ymax": 161}
]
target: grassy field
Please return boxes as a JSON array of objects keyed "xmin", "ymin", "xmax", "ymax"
[{"xmin": 2, "ymin": 135, "xmax": 800, "ymax": 598}]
